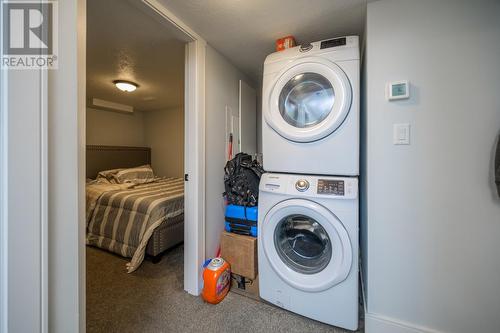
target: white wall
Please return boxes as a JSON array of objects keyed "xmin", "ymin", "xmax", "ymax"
[
  {"xmin": 144, "ymin": 107, "xmax": 184, "ymax": 178},
  {"xmin": 362, "ymin": 1, "xmax": 500, "ymax": 332},
  {"xmin": 86, "ymin": 107, "xmax": 145, "ymax": 146},
  {"xmin": 239, "ymin": 80, "xmax": 257, "ymax": 155},
  {"xmin": 205, "ymin": 45, "xmax": 255, "ymax": 257}
]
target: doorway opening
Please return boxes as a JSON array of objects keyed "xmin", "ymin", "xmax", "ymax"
[{"xmin": 83, "ymin": 0, "xmax": 205, "ymax": 330}]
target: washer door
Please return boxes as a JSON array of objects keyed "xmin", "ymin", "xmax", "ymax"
[
  {"xmin": 265, "ymin": 57, "xmax": 352, "ymax": 143},
  {"xmin": 262, "ymin": 199, "xmax": 352, "ymax": 292}
]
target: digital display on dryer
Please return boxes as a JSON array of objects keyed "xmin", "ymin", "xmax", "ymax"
[
  {"xmin": 320, "ymin": 37, "xmax": 346, "ymax": 49},
  {"xmin": 317, "ymin": 179, "xmax": 344, "ymax": 195}
]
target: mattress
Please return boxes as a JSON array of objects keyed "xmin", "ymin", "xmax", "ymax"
[{"xmin": 86, "ymin": 177, "xmax": 184, "ymax": 272}]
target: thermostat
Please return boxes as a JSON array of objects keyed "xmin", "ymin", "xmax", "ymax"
[{"xmin": 387, "ymin": 80, "xmax": 410, "ymax": 101}]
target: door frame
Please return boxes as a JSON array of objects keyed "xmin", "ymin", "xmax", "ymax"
[
  {"xmin": 93, "ymin": 0, "xmax": 207, "ymax": 299},
  {"xmin": 0, "ymin": 0, "xmax": 206, "ymax": 331},
  {"xmin": 0, "ymin": 4, "xmax": 7, "ymax": 332},
  {"xmin": 0, "ymin": 0, "xmax": 49, "ymax": 331},
  {"xmin": 139, "ymin": 0, "xmax": 207, "ymax": 296}
]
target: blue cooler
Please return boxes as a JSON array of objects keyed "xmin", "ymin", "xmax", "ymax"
[{"xmin": 224, "ymin": 205, "xmax": 258, "ymax": 237}]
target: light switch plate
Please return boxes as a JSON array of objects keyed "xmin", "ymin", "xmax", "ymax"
[{"xmin": 393, "ymin": 123, "xmax": 410, "ymax": 145}]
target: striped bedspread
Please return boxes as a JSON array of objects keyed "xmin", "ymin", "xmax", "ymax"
[{"xmin": 86, "ymin": 177, "xmax": 184, "ymax": 272}]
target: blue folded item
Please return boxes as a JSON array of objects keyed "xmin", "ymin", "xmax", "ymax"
[{"xmin": 225, "ymin": 205, "xmax": 258, "ymax": 237}]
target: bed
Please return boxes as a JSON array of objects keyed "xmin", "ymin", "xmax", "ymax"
[{"xmin": 86, "ymin": 145, "xmax": 184, "ymax": 272}]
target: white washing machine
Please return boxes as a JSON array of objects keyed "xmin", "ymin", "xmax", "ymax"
[
  {"xmin": 258, "ymin": 173, "xmax": 358, "ymax": 330},
  {"xmin": 262, "ymin": 36, "xmax": 359, "ymax": 176}
]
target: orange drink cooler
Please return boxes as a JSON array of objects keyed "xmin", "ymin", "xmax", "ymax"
[{"xmin": 201, "ymin": 258, "xmax": 231, "ymax": 304}]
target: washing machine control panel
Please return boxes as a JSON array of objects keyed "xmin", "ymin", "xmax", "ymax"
[
  {"xmin": 317, "ymin": 179, "xmax": 344, "ymax": 196},
  {"xmin": 260, "ymin": 173, "xmax": 358, "ymax": 199}
]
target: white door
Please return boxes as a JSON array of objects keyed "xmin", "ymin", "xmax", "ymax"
[
  {"xmin": 264, "ymin": 57, "xmax": 352, "ymax": 143},
  {"xmin": 239, "ymin": 80, "xmax": 257, "ymax": 155},
  {"xmin": 261, "ymin": 199, "xmax": 352, "ymax": 292}
]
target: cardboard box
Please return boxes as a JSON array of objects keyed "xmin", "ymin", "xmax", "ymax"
[
  {"xmin": 230, "ymin": 273, "xmax": 260, "ymax": 301},
  {"xmin": 220, "ymin": 231, "xmax": 257, "ymax": 279}
]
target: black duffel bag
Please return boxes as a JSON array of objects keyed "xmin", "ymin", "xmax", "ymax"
[{"xmin": 224, "ymin": 153, "xmax": 264, "ymax": 207}]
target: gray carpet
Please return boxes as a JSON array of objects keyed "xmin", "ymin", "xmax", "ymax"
[{"xmin": 87, "ymin": 245, "xmax": 364, "ymax": 333}]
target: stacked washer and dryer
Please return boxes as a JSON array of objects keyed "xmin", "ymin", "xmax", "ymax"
[{"xmin": 258, "ymin": 36, "xmax": 360, "ymax": 331}]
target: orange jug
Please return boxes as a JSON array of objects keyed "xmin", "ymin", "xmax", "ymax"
[
  {"xmin": 276, "ymin": 35, "xmax": 296, "ymax": 52},
  {"xmin": 201, "ymin": 258, "xmax": 231, "ymax": 304}
]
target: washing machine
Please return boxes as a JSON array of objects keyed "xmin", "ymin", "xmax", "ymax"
[
  {"xmin": 258, "ymin": 173, "xmax": 358, "ymax": 330},
  {"xmin": 262, "ymin": 36, "xmax": 359, "ymax": 176}
]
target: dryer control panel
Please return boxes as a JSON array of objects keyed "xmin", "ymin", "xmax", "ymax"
[{"xmin": 320, "ymin": 37, "xmax": 346, "ymax": 49}]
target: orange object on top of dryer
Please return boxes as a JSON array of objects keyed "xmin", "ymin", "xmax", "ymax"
[
  {"xmin": 276, "ymin": 35, "xmax": 296, "ymax": 52},
  {"xmin": 201, "ymin": 258, "xmax": 231, "ymax": 304}
]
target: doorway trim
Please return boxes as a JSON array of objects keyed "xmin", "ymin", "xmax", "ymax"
[
  {"xmin": 0, "ymin": 0, "xmax": 49, "ymax": 331},
  {"xmin": 0, "ymin": 3, "xmax": 7, "ymax": 332},
  {"xmin": 139, "ymin": 0, "xmax": 207, "ymax": 296}
]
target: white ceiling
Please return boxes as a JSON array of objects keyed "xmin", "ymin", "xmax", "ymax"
[
  {"xmin": 87, "ymin": 0, "xmax": 185, "ymax": 112},
  {"xmin": 158, "ymin": 0, "xmax": 367, "ymax": 82}
]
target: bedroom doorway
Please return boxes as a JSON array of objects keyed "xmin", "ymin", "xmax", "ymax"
[
  {"xmin": 0, "ymin": 0, "xmax": 206, "ymax": 330},
  {"xmin": 84, "ymin": 0, "xmax": 205, "ymax": 331}
]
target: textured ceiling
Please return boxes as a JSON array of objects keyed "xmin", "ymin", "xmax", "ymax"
[
  {"xmin": 158, "ymin": 0, "xmax": 367, "ymax": 82},
  {"xmin": 87, "ymin": 0, "xmax": 184, "ymax": 112}
]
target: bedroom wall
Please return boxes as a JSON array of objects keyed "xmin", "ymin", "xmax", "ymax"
[
  {"xmin": 205, "ymin": 45, "xmax": 255, "ymax": 258},
  {"xmin": 86, "ymin": 107, "xmax": 145, "ymax": 146},
  {"xmin": 143, "ymin": 107, "xmax": 184, "ymax": 178},
  {"xmin": 362, "ymin": 1, "xmax": 500, "ymax": 332}
]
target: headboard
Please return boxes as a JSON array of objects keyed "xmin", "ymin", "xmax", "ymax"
[{"xmin": 86, "ymin": 145, "xmax": 151, "ymax": 179}]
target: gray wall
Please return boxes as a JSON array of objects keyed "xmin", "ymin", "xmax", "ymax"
[
  {"xmin": 86, "ymin": 107, "xmax": 184, "ymax": 178},
  {"xmin": 144, "ymin": 107, "xmax": 184, "ymax": 178},
  {"xmin": 86, "ymin": 107, "xmax": 145, "ymax": 146},
  {"xmin": 362, "ymin": 1, "xmax": 500, "ymax": 332},
  {"xmin": 205, "ymin": 45, "xmax": 255, "ymax": 257}
]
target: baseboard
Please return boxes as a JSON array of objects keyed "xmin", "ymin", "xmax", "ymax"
[
  {"xmin": 360, "ymin": 261, "xmax": 444, "ymax": 333},
  {"xmin": 365, "ymin": 313, "xmax": 445, "ymax": 333}
]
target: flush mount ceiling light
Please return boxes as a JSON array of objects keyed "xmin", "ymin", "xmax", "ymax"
[{"xmin": 113, "ymin": 80, "xmax": 138, "ymax": 92}]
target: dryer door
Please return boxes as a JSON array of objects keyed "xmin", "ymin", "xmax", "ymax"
[
  {"xmin": 264, "ymin": 57, "xmax": 352, "ymax": 143},
  {"xmin": 262, "ymin": 199, "xmax": 352, "ymax": 292}
]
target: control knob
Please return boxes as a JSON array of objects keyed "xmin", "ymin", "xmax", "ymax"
[{"xmin": 295, "ymin": 179, "xmax": 309, "ymax": 192}]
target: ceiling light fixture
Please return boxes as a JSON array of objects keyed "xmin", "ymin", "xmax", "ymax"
[{"xmin": 113, "ymin": 80, "xmax": 138, "ymax": 92}]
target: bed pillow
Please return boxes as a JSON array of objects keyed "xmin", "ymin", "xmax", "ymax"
[
  {"xmin": 113, "ymin": 165, "xmax": 155, "ymax": 184},
  {"xmin": 96, "ymin": 168, "xmax": 125, "ymax": 184}
]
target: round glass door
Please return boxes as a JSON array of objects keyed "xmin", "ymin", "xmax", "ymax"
[
  {"xmin": 274, "ymin": 214, "xmax": 331, "ymax": 274},
  {"xmin": 265, "ymin": 57, "xmax": 352, "ymax": 143},
  {"xmin": 278, "ymin": 73, "xmax": 335, "ymax": 128},
  {"xmin": 261, "ymin": 199, "xmax": 352, "ymax": 292}
]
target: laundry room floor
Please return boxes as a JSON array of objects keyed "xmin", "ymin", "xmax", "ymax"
[{"xmin": 86, "ymin": 244, "xmax": 364, "ymax": 333}]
